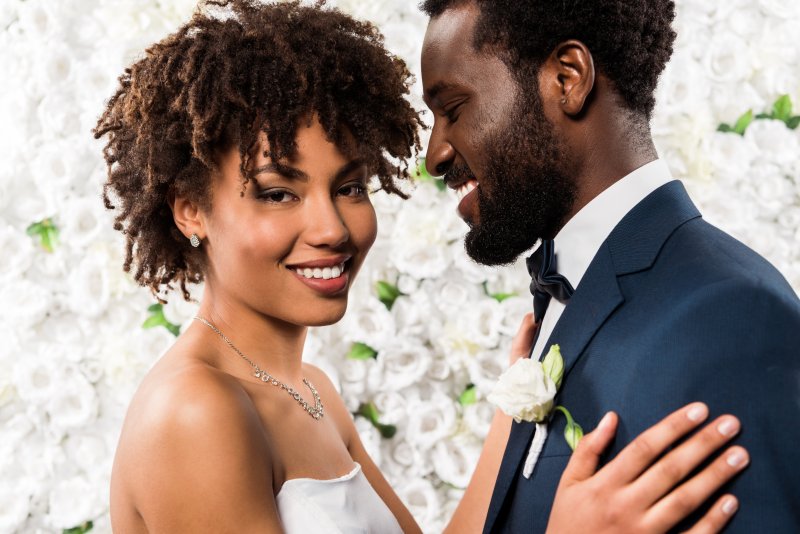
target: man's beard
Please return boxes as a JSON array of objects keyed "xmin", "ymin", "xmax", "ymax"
[{"xmin": 460, "ymin": 88, "xmax": 577, "ymax": 266}]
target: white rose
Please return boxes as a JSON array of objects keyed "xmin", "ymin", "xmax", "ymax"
[
  {"xmin": 67, "ymin": 252, "xmax": 111, "ymax": 318},
  {"xmin": 396, "ymin": 478, "xmax": 441, "ymax": 529},
  {"xmin": 454, "ymin": 298, "xmax": 503, "ymax": 349},
  {"xmin": 0, "ymin": 222, "xmax": 35, "ymax": 283},
  {"xmin": 371, "ymin": 339, "xmax": 431, "ymax": 391},
  {"xmin": 405, "ymin": 393, "xmax": 457, "ymax": 450},
  {"xmin": 0, "ymin": 278, "xmax": 52, "ymax": 329},
  {"xmin": 655, "ymin": 52, "xmax": 711, "ymax": 116},
  {"xmin": 703, "ymin": 32, "xmax": 754, "ymax": 83},
  {"xmin": 757, "ymin": 0, "xmax": 800, "ymax": 19},
  {"xmin": 59, "ymin": 196, "xmax": 107, "ymax": 248},
  {"xmin": 389, "ymin": 196, "xmax": 452, "ymax": 280},
  {"xmin": 745, "ymin": 119, "xmax": 800, "ymax": 168},
  {"xmin": 431, "ymin": 437, "xmax": 481, "ymax": 489},
  {"xmin": 46, "ymin": 366, "xmax": 98, "ymax": 432},
  {"xmin": 46, "ymin": 474, "xmax": 105, "ymax": 530},
  {"xmin": 340, "ymin": 298, "xmax": 396, "ymax": 351},
  {"xmin": 488, "ymin": 358, "xmax": 557, "ymax": 423},
  {"xmin": 0, "ymin": 476, "xmax": 35, "ymax": 533},
  {"xmin": 467, "ymin": 348, "xmax": 506, "ymax": 393},
  {"xmin": 707, "ymin": 131, "xmax": 758, "ymax": 181},
  {"xmin": 462, "ymin": 400, "xmax": 495, "ymax": 439}
]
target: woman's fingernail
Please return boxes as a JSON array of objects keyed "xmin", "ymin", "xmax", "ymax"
[
  {"xmin": 726, "ymin": 450, "xmax": 749, "ymax": 469},
  {"xmin": 687, "ymin": 403, "xmax": 708, "ymax": 422},
  {"xmin": 722, "ymin": 497, "xmax": 738, "ymax": 515},
  {"xmin": 717, "ymin": 418, "xmax": 740, "ymax": 437}
]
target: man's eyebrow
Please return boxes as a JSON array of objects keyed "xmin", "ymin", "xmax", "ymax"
[
  {"xmin": 424, "ymin": 81, "xmax": 459, "ymax": 105},
  {"xmin": 252, "ymin": 162, "xmax": 308, "ymax": 181}
]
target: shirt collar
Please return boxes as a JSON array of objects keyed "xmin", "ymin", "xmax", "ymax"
[{"xmin": 553, "ymin": 159, "xmax": 675, "ymax": 290}]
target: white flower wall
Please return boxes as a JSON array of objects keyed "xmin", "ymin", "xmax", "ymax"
[{"xmin": 0, "ymin": 0, "xmax": 798, "ymax": 532}]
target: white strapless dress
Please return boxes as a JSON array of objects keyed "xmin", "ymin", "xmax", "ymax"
[{"xmin": 276, "ymin": 463, "xmax": 403, "ymax": 533}]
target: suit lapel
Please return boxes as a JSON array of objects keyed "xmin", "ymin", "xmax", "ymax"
[
  {"xmin": 483, "ymin": 181, "xmax": 702, "ymax": 533},
  {"xmin": 483, "ymin": 246, "xmax": 623, "ymax": 533}
]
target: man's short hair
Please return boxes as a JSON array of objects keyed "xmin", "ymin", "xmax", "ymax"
[{"xmin": 420, "ymin": 0, "xmax": 676, "ymax": 117}]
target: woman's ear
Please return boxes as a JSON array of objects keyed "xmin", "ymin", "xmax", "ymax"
[
  {"xmin": 541, "ymin": 39, "xmax": 596, "ymax": 117},
  {"xmin": 169, "ymin": 191, "xmax": 205, "ymax": 242}
]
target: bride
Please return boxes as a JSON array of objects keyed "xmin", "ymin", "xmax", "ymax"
[{"xmin": 95, "ymin": 1, "xmax": 747, "ymax": 532}]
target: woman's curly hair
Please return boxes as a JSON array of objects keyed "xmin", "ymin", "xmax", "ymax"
[
  {"xmin": 95, "ymin": 0, "xmax": 422, "ymax": 301},
  {"xmin": 420, "ymin": 0, "xmax": 676, "ymax": 118}
]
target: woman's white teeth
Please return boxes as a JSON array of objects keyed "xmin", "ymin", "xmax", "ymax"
[
  {"xmin": 456, "ymin": 180, "xmax": 478, "ymax": 201},
  {"xmin": 296, "ymin": 263, "xmax": 345, "ymax": 280}
]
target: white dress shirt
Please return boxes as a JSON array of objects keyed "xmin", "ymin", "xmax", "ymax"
[{"xmin": 530, "ymin": 159, "xmax": 675, "ymax": 359}]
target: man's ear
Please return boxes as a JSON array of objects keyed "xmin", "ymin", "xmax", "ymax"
[
  {"xmin": 169, "ymin": 190, "xmax": 205, "ymax": 241},
  {"xmin": 541, "ymin": 40, "xmax": 596, "ymax": 117}
]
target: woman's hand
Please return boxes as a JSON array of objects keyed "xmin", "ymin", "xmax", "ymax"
[{"xmin": 546, "ymin": 403, "xmax": 748, "ymax": 533}]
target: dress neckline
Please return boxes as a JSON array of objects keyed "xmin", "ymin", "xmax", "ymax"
[{"xmin": 276, "ymin": 462, "xmax": 361, "ymax": 497}]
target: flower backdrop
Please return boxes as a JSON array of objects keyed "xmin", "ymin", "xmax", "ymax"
[{"xmin": 1, "ymin": 0, "xmax": 798, "ymax": 532}]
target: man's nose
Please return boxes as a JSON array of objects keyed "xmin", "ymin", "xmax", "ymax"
[{"xmin": 424, "ymin": 124, "xmax": 456, "ymax": 177}]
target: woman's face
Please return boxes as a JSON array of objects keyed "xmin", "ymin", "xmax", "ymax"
[{"xmin": 201, "ymin": 117, "xmax": 377, "ymax": 327}]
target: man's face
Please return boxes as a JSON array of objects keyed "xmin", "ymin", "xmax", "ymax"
[{"xmin": 421, "ymin": 3, "xmax": 576, "ymax": 265}]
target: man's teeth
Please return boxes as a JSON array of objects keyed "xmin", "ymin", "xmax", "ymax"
[
  {"xmin": 295, "ymin": 263, "xmax": 346, "ymax": 280},
  {"xmin": 456, "ymin": 181, "xmax": 477, "ymax": 201}
]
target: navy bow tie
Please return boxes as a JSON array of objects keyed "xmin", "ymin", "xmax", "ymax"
[{"xmin": 525, "ymin": 239, "xmax": 575, "ymax": 323}]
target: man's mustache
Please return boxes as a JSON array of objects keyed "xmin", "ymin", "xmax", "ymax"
[{"xmin": 443, "ymin": 164, "xmax": 478, "ymax": 185}]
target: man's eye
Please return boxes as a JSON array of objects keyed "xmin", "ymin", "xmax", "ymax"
[{"xmin": 443, "ymin": 104, "xmax": 462, "ymax": 122}]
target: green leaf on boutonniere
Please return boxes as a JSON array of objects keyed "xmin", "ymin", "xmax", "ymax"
[
  {"xmin": 459, "ymin": 384, "xmax": 477, "ymax": 406},
  {"xmin": 376, "ymin": 280, "xmax": 402, "ymax": 310},
  {"xmin": 142, "ymin": 303, "xmax": 181, "ymax": 337},
  {"xmin": 357, "ymin": 402, "xmax": 397, "ymax": 438},
  {"xmin": 26, "ymin": 218, "xmax": 59, "ymax": 252},
  {"xmin": 786, "ymin": 116, "xmax": 800, "ymax": 130},
  {"xmin": 542, "ymin": 344, "xmax": 564, "ymax": 389},
  {"xmin": 63, "ymin": 521, "xmax": 93, "ymax": 534},
  {"xmin": 555, "ymin": 405, "xmax": 584, "ymax": 451},
  {"xmin": 347, "ymin": 342, "xmax": 378, "ymax": 360},
  {"xmin": 413, "ymin": 157, "xmax": 447, "ymax": 191},
  {"xmin": 772, "ymin": 94, "xmax": 793, "ymax": 122}
]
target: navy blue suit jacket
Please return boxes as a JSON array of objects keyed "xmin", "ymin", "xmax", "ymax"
[{"xmin": 484, "ymin": 181, "xmax": 800, "ymax": 533}]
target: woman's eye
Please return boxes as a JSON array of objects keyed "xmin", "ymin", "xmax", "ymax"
[
  {"xmin": 259, "ymin": 190, "xmax": 296, "ymax": 203},
  {"xmin": 339, "ymin": 183, "xmax": 367, "ymax": 197}
]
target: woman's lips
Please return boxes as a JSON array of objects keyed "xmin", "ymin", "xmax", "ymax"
[
  {"xmin": 289, "ymin": 261, "xmax": 350, "ymax": 295},
  {"xmin": 456, "ymin": 179, "xmax": 479, "ymax": 223}
]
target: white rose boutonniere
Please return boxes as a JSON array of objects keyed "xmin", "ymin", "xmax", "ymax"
[{"xmin": 488, "ymin": 344, "xmax": 583, "ymax": 478}]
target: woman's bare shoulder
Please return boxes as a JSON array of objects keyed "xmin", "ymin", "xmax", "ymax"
[{"xmin": 114, "ymin": 357, "xmax": 280, "ymax": 531}]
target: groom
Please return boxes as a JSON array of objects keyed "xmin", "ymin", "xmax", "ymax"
[{"xmin": 420, "ymin": 0, "xmax": 800, "ymax": 532}]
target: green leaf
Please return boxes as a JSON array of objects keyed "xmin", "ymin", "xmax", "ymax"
[
  {"xmin": 63, "ymin": 521, "xmax": 94, "ymax": 534},
  {"xmin": 347, "ymin": 342, "xmax": 378, "ymax": 360},
  {"xmin": 142, "ymin": 303, "xmax": 181, "ymax": 337},
  {"xmin": 542, "ymin": 344, "xmax": 564, "ymax": 389},
  {"xmin": 26, "ymin": 218, "xmax": 59, "ymax": 252},
  {"xmin": 772, "ymin": 94, "xmax": 793, "ymax": 122},
  {"xmin": 490, "ymin": 292, "xmax": 516, "ymax": 303},
  {"xmin": 732, "ymin": 109, "xmax": 754, "ymax": 135},
  {"xmin": 716, "ymin": 123, "xmax": 733, "ymax": 133},
  {"xmin": 376, "ymin": 281, "xmax": 402, "ymax": 310},
  {"xmin": 755, "ymin": 112, "xmax": 773, "ymax": 120},
  {"xmin": 459, "ymin": 384, "xmax": 477, "ymax": 406},
  {"xmin": 555, "ymin": 405, "xmax": 584, "ymax": 451},
  {"xmin": 357, "ymin": 402, "xmax": 397, "ymax": 439},
  {"xmin": 787, "ymin": 116, "xmax": 800, "ymax": 130}
]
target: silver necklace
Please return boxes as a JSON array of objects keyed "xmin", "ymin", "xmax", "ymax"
[{"xmin": 194, "ymin": 316, "xmax": 324, "ymax": 420}]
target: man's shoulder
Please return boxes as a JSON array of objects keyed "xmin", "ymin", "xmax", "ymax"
[{"xmin": 654, "ymin": 215, "xmax": 797, "ymax": 301}]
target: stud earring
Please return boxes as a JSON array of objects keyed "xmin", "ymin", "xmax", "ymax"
[{"xmin": 189, "ymin": 233, "xmax": 201, "ymax": 248}]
